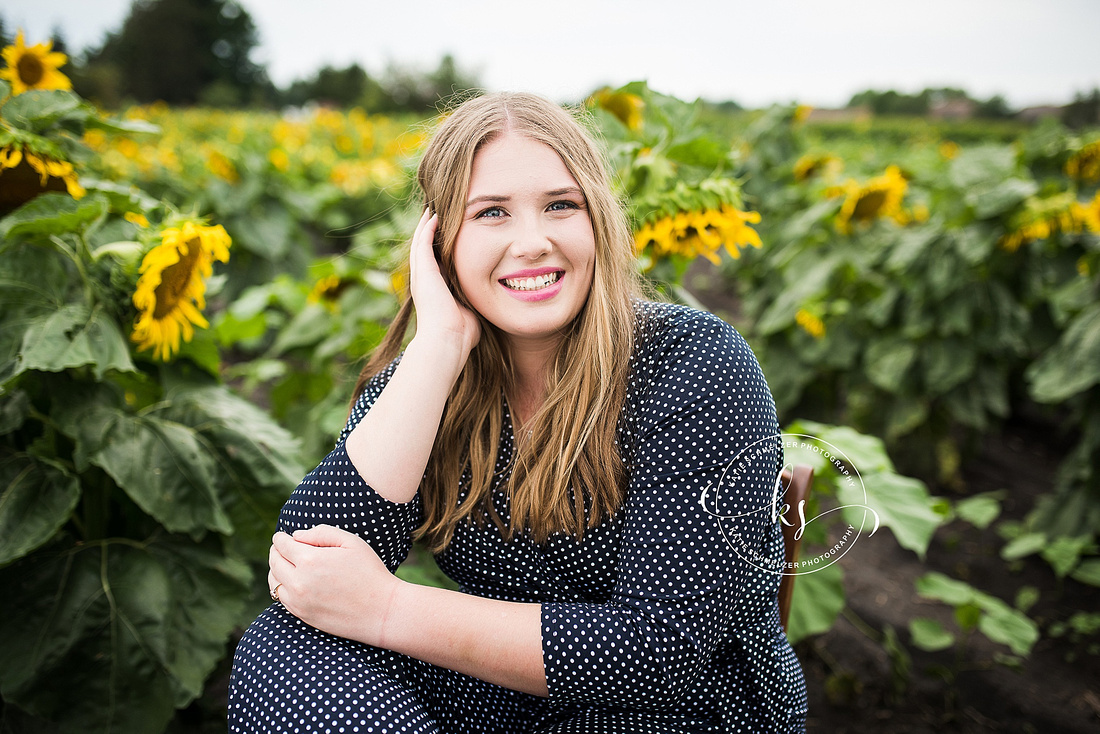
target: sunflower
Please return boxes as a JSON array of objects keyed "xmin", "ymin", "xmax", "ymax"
[
  {"xmin": 131, "ymin": 220, "xmax": 231, "ymax": 361},
  {"xmin": 0, "ymin": 31, "xmax": 72, "ymax": 95},
  {"xmin": 793, "ymin": 153, "xmax": 842, "ymax": 182},
  {"xmin": 307, "ymin": 274, "xmax": 351, "ymax": 312},
  {"xmin": 795, "ymin": 309, "xmax": 826, "ymax": 339},
  {"xmin": 634, "ymin": 205, "xmax": 762, "ymax": 266},
  {"xmin": 999, "ymin": 193, "xmax": 1087, "ymax": 252},
  {"xmin": 591, "ymin": 88, "xmax": 645, "ymax": 131},
  {"xmin": 1065, "ymin": 140, "xmax": 1100, "ymax": 183},
  {"xmin": 1079, "ymin": 191, "xmax": 1100, "ymax": 234},
  {"xmin": 0, "ymin": 145, "xmax": 84, "ymax": 215},
  {"xmin": 833, "ymin": 165, "xmax": 909, "ymax": 234}
]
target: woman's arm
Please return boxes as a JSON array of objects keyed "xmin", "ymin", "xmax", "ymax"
[
  {"xmin": 344, "ymin": 209, "xmax": 480, "ymax": 504},
  {"xmin": 269, "ymin": 524, "xmax": 548, "ymax": 696}
]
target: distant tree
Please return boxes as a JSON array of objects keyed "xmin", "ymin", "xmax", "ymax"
[
  {"xmin": 280, "ymin": 63, "xmax": 391, "ymax": 109},
  {"xmin": 848, "ymin": 89, "xmax": 930, "ymax": 115},
  {"xmin": 847, "ymin": 87, "xmax": 1014, "ymax": 119},
  {"xmin": 311, "ymin": 64, "xmax": 372, "ymax": 107},
  {"xmin": 48, "ymin": 25, "xmax": 70, "ymax": 57},
  {"xmin": 279, "ymin": 54, "xmax": 479, "ymax": 113},
  {"xmin": 976, "ymin": 94, "xmax": 1014, "ymax": 119},
  {"xmin": 425, "ymin": 54, "xmax": 480, "ymax": 106},
  {"xmin": 377, "ymin": 54, "xmax": 479, "ymax": 112},
  {"xmin": 709, "ymin": 100, "xmax": 743, "ymax": 113},
  {"xmin": 0, "ymin": 15, "xmax": 12, "ymax": 49},
  {"xmin": 1063, "ymin": 88, "xmax": 1100, "ymax": 129},
  {"xmin": 81, "ymin": 0, "xmax": 269, "ymax": 106}
]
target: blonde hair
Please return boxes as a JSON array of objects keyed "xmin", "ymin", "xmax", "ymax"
[{"xmin": 354, "ymin": 92, "xmax": 645, "ymax": 550}]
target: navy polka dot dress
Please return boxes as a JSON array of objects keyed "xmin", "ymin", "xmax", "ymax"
[{"xmin": 229, "ymin": 302, "xmax": 808, "ymax": 732}]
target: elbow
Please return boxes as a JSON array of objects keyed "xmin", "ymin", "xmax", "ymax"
[{"xmin": 629, "ymin": 638, "xmax": 709, "ymax": 709}]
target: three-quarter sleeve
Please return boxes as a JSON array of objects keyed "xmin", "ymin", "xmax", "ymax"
[
  {"xmin": 541, "ymin": 311, "xmax": 782, "ymax": 709},
  {"xmin": 276, "ymin": 357, "xmax": 421, "ymax": 572}
]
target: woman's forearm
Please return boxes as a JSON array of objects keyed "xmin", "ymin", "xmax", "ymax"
[
  {"xmin": 379, "ymin": 580, "xmax": 548, "ymax": 697},
  {"xmin": 344, "ymin": 336, "xmax": 466, "ymax": 503}
]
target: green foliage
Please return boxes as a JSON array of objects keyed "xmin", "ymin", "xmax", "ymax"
[
  {"xmin": 0, "ymin": 84, "xmax": 303, "ymax": 732},
  {"xmin": 954, "ymin": 491, "xmax": 1003, "ymax": 529},
  {"xmin": 915, "ymin": 572, "xmax": 1040, "ymax": 657},
  {"xmin": 718, "ymin": 87, "xmax": 1100, "ymax": 587},
  {"xmin": 908, "ymin": 617, "xmax": 955, "ymax": 652}
]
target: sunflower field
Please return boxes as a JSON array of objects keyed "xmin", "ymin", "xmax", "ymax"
[{"xmin": 1, "ymin": 33, "xmax": 1098, "ymax": 733}]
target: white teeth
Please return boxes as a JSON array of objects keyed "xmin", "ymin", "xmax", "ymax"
[{"xmin": 503, "ymin": 272, "xmax": 561, "ymax": 291}]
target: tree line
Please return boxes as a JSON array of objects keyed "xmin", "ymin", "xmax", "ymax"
[
  {"xmin": 0, "ymin": 0, "xmax": 479, "ymax": 113},
  {"xmin": 1, "ymin": 0, "xmax": 1097, "ymax": 126}
]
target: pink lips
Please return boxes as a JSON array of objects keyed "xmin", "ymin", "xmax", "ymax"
[{"xmin": 499, "ymin": 268, "xmax": 565, "ymax": 302}]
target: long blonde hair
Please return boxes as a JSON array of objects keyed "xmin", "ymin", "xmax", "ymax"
[{"xmin": 354, "ymin": 92, "xmax": 645, "ymax": 551}]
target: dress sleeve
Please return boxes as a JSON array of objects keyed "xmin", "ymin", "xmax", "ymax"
[
  {"xmin": 276, "ymin": 357, "xmax": 421, "ymax": 573},
  {"xmin": 541, "ymin": 312, "xmax": 782, "ymax": 709}
]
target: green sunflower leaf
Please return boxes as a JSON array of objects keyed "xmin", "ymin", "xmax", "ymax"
[
  {"xmin": 160, "ymin": 383, "xmax": 304, "ymax": 557},
  {"xmin": 0, "ymin": 90, "xmax": 84, "ymax": 133},
  {"xmin": 0, "ymin": 193, "xmax": 108, "ymax": 240},
  {"xmin": 0, "ymin": 454, "xmax": 80, "ymax": 566},
  {"xmin": 52, "ymin": 391, "xmax": 232, "ymax": 537},
  {"xmin": 908, "ymin": 617, "xmax": 955, "ymax": 651},
  {"xmin": 13, "ymin": 302, "xmax": 135, "ymax": 380},
  {"xmin": 0, "ymin": 536, "xmax": 249, "ymax": 731}
]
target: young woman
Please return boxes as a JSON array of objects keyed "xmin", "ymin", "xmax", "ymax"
[{"xmin": 229, "ymin": 92, "xmax": 807, "ymax": 732}]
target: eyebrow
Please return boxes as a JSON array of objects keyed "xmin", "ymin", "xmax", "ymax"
[{"xmin": 465, "ymin": 187, "xmax": 585, "ymax": 209}]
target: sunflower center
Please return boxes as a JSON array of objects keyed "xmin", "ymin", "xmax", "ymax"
[
  {"xmin": 853, "ymin": 189, "xmax": 888, "ymax": 220},
  {"xmin": 153, "ymin": 238, "xmax": 201, "ymax": 319},
  {"xmin": 17, "ymin": 53, "xmax": 46, "ymax": 86}
]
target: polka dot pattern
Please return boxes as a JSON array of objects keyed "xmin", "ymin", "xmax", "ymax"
[{"xmin": 229, "ymin": 302, "xmax": 807, "ymax": 732}]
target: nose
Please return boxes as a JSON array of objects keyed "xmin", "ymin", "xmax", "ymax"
[{"xmin": 509, "ymin": 215, "xmax": 553, "ymax": 260}]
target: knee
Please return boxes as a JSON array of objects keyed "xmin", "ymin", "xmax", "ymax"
[{"xmin": 228, "ymin": 605, "xmax": 438, "ymax": 732}]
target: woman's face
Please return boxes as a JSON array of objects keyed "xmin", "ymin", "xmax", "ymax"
[{"xmin": 452, "ymin": 132, "xmax": 596, "ymax": 353}]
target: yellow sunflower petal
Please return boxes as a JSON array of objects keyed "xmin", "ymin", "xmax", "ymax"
[{"xmin": 130, "ymin": 220, "xmax": 232, "ymax": 360}]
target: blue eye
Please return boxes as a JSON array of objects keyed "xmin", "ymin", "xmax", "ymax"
[
  {"xmin": 475, "ymin": 206, "xmax": 505, "ymax": 219},
  {"xmin": 548, "ymin": 201, "xmax": 579, "ymax": 212}
]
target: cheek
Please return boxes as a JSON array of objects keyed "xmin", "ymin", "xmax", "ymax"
[
  {"xmin": 451, "ymin": 240, "xmax": 489, "ymax": 297},
  {"xmin": 568, "ymin": 227, "xmax": 597, "ymax": 275}
]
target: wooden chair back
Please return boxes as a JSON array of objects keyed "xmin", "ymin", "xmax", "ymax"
[{"xmin": 777, "ymin": 464, "xmax": 814, "ymax": 631}]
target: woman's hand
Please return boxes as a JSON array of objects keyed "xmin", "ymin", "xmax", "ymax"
[
  {"xmin": 407, "ymin": 208, "xmax": 481, "ymax": 362},
  {"xmin": 268, "ymin": 525, "xmax": 400, "ymax": 647}
]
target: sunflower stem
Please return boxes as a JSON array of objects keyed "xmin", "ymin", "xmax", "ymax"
[
  {"xmin": 49, "ymin": 234, "xmax": 95, "ymax": 306},
  {"xmin": 83, "ymin": 475, "xmax": 110, "ymax": 541}
]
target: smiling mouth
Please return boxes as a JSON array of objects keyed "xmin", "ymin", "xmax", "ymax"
[{"xmin": 500, "ymin": 271, "xmax": 563, "ymax": 291}]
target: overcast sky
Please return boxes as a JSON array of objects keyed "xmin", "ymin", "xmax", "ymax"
[{"xmin": 4, "ymin": 0, "xmax": 1099, "ymax": 109}]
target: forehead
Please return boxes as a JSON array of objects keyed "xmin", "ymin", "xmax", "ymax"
[{"xmin": 467, "ymin": 132, "xmax": 579, "ymax": 192}]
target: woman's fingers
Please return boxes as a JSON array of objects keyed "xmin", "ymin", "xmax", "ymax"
[
  {"xmin": 404, "ymin": 206, "xmax": 481, "ymax": 359},
  {"xmin": 408, "ymin": 208, "xmax": 438, "ymax": 291},
  {"xmin": 291, "ymin": 524, "xmax": 354, "ymax": 548}
]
